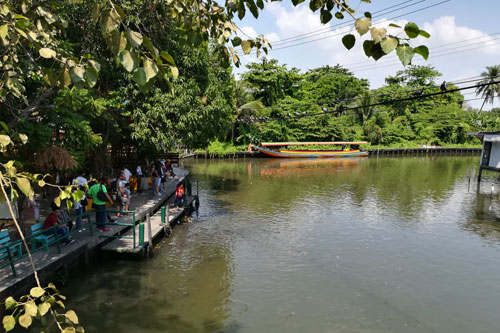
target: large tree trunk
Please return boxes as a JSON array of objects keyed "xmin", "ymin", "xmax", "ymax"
[{"xmin": 89, "ymin": 122, "xmax": 113, "ymax": 178}]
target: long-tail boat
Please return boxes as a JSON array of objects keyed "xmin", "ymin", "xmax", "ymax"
[{"xmin": 249, "ymin": 142, "xmax": 369, "ymax": 158}]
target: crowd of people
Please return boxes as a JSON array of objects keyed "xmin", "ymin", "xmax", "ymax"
[{"xmin": 38, "ymin": 160, "xmax": 183, "ymax": 241}]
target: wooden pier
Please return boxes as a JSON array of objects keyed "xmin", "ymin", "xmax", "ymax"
[
  {"xmin": 0, "ymin": 167, "xmax": 192, "ymax": 300},
  {"xmin": 101, "ymin": 197, "xmax": 195, "ymax": 255}
]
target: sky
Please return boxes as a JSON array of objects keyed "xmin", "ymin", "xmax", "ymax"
[{"xmin": 232, "ymin": 0, "xmax": 500, "ymax": 110}]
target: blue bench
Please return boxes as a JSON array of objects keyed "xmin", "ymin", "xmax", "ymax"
[
  {"xmin": 30, "ymin": 222, "xmax": 57, "ymax": 251},
  {"xmin": 0, "ymin": 230, "xmax": 22, "ymax": 260}
]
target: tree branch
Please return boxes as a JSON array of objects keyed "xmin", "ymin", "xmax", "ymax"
[{"xmin": 6, "ymin": 85, "xmax": 60, "ymax": 128}]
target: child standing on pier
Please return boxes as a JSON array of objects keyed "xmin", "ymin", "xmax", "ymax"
[{"xmin": 174, "ymin": 183, "xmax": 185, "ymax": 208}]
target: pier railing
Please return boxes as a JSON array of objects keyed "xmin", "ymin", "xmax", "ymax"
[
  {"xmin": 0, "ymin": 211, "xmax": 93, "ymax": 278},
  {"xmin": 95, "ymin": 209, "xmax": 143, "ymax": 248}
]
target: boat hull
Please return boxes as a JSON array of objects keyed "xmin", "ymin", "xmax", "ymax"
[{"xmin": 252, "ymin": 145, "xmax": 368, "ymax": 158}]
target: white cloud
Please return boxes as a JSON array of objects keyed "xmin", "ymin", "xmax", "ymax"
[
  {"xmin": 239, "ymin": 26, "xmax": 258, "ymax": 39},
  {"xmin": 235, "ymin": 5, "xmax": 500, "ymax": 109}
]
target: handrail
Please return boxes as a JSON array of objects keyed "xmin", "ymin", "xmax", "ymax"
[
  {"xmin": 91, "ymin": 209, "xmax": 138, "ymax": 248},
  {"xmin": 1, "ymin": 211, "xmax": 93, "ymax": 278}
]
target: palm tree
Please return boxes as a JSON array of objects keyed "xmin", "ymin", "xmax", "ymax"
[
  {"xmin": 230, "ymin": 81, "xmax": 264, "ymax": 141},
  {"xmin": 476, "ymin": 65, "xmax": 500, "ymax": 113}
]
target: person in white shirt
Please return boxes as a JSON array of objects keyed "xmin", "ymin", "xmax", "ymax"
[
  {"xmin": 72, "ymin": 173, "xmax": 88, "ymax": 232},
  {"xmin": 122, "ymin": 167, "xmax": 132, "ymax": 182},
  {"xmin": 136, "ymin": 165, "xmax": 142, "ymax": 192}
]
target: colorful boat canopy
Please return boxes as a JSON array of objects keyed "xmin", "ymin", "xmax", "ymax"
[{"xmin": 260, "ymin": 142, "xmax": 369, "ymax": 147}]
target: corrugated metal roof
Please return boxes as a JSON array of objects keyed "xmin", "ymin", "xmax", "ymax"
[{"xmin": 467, "ymin": 131, "xmax": 500, "ymax": 139}]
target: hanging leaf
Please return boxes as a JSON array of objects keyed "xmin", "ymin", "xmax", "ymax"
[
  {"xmin": 396, "ymin": 44, "xmax": 415, "ymax": 66},
  {"xmin": 0, "ymin": 134, "xmax": 12, "ymax": 147},
  {"xmin": 2, "ymin": 315, "xmax": 15, "ymax": 331},
  {"xmin": 16, "ymin": 178, "xmax": 31, "ymax": 196},
  {"xmin": 342, "ymin": 34, "xmax": 355, "ymax": 50},
  {"xmin": 0, "ymin": 25, "xmax": 8, "ymax": 40},
  {"xmin": 24, "ymin": 301, "xmax": 37, "ymax": 316},
  {"xmin": 241, "ymin": 40, "xmax": 252, "ymax": 54},
  {"xmin": 127, "ymin": 30, "xmax": 143, "ymax": 48},
  {"xmin": 30, "ymin": 287, "xmax": 45, "ymax": 298},
  {"xmin": 404, "ymin": 22, "xmax": 420, "ymax": 39},
  {"xmin": 414, "ymin": 45, "xmax": 429, "ymax": 60},
  {"xmin": 65, "ymin": 310, "xmax": 79, "ymax": 324},
  {"xmin": 69, "ymin": 66, "xmax": 85, "ymax": 83},
  {"xmin": 60, "ymin": 68, "xmax": 71, "ymax": 87},
  {"xmin": 380, "ymin": 37, "xmax": 398, "ymax": 54},
  {"xmin": 133, "ymin": 67, "xmax": 147, "ymax": 86},
  {"xmin": 370, "ymin": 27, "xmax": 386, "ymax": 43},
  {"xmin": 84, "ymin": 68, "xmax": 98, "ymax": 88},
  {"xmin": 100, "ymin": 9, "xmax": 121, "ymax": 34},
  {"xmin": 231, "ymin": 37, "xmax": 242, "ymax": 47},
  {"xmin": 18, "ymin": 314, "xmax": 32, "ymax": 329},
  {"xmin": 5, "ymin": 297, "xmax": 17, "ymax": 310},
  {"xmin": 143, "ymin": 59, "xmax": 158, "ymax": 82},
  {"xmin": 160, "ymin": 51, "xmax": 175, "ymax": 65},
  {"xmin": 38, "ymin": 302, "xmax": 51, "ymax": 316},
  {"xmin": 355, "ymin": 17, "xmax": 371, "ymax": 36},
  {"xmin": 363, "ymin": 40, "xmax": 374, "ymax": 57},
  {"xmin": 169, "ymin": 66, "xmax": 179, "ymax": 79},
  {"xmin": 119, "ymin": 50, "xmax": 138, "ymax": 72},
  {"xmin": 370, "ymin": 42, "xmax": 385, "ymax": 60},
  {"xmin": 88, "ymin": 60, "xmax": 101, "ymax": 72},
  {"xmin": 419, "ymin": 30, "xmax": 431, "ymax": 38},
  {"xmin": 320, "ymin": 9, "xmax": 332, "ymax": 24},
  {"xmin": 39, "ymin": 48, "xmax": 56, "ymax": 59}
]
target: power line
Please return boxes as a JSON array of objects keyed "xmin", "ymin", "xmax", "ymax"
[
  {"xmin": 341, "ymin": 31, "xmax": 500, "ymax": 69},
  {"xmin": 236, "ymin": 80, "xmax": 498, "ymax": 123},
  {"xmin": 347, "ymin": 37, "xmax": 500, "ymax": 72},
  {"xmin": 270, "ymin": 0, "xmax": 450, "ymax": 52},
  {"xmin": 239, "ymin": 75, "xmax": 486, "ymax": 112},
  {"xmin": 271, "ymin": 0, "xmax": 426, "ymax": 46}
]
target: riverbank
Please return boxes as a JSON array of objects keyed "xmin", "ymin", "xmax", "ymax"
[
  {"xmin": 189, "ymin": 147, "xmax": 481, "ymax": 159},
  {"xmin": 0, "ymin": 167, "xmax": 190, "ymax": 301}
]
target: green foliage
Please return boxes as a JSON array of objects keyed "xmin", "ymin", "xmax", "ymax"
[
  {"xmin": 241, "ymin": 58, "xmax": 302, "ymax": 106},
  {"xmin": 232, "ymin": 61, "xmax": 487, "ymax": 149},
  {"xmin": 207, "ymin": 139, "xmax": 237, "ymax": 156},
  {"xmin": 2, "ymin": 283, "xmax": 83, "ymax": 332}
]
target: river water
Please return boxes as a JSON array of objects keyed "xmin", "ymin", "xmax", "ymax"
[{"xmin": 64, "ymin": 156, "xmax": 500, "ymax": 332}]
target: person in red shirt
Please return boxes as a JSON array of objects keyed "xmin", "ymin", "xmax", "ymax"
[
  {"xmin": 174, "ymin": 184, "xmax": 185, "ymax": 208},
  {"xmin": 43, "ymin": 203, "xmax": 74, "ymax": 244}
]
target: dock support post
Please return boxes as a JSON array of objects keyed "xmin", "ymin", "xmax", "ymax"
[
  {"xmin": 167, "ymin": 205, "xmax": 170, "ymax": 224},
  {"xmin": 139, "ymin": 223, "xmax": 145, "ymax": 247},
  {"xmin": 146, "ymin": 214, "xmax": 153, "ymax": 254},
  {"xmin": 161, "ymin": 205, "xmax": 168, "ymax": 236},
  {"xmin": 478, "ymin": 167, "xmax": 483, "ymax": 183}
]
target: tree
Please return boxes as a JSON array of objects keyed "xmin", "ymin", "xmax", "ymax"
[
  {"xmin": 241, "ymin": 58, "xmax": 302, "ymax": 106},
  {"xmin": 385, "ymin": 65, "xmax": 441, "ymax": 87},
  {"xmin": 476, "ymin": 65, "xmax": 500, "ymax": 113},
  {"xmin": 299, "ymin": 66, "xmax": 369, "ymax": 104}
]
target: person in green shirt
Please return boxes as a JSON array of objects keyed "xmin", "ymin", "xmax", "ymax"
[{"xmin": 87, "ymin": 177, "xmax": 114, "ymax": 231}]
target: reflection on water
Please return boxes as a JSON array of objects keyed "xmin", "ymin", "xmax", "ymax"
[
  {"xmin": 259, "ymin": 158, "xmax": 362, "ymax": 178},
  {"xmin": 64, "ymin": 156, "xmax": 500, "ymax": 332}
]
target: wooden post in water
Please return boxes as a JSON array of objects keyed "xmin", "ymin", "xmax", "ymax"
[
  {"xmin": 161, "ymin": 205, "xmax": 168, "ymax": 236},
  {"xmin": 166, "ymin": 205, "xmax": 170, "ymax": 225},
  {"xmin": 146, "ymin": 214, "xmax": 153, "ymax": 255}
]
